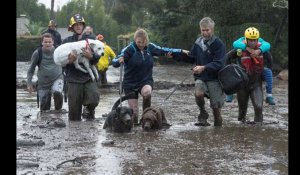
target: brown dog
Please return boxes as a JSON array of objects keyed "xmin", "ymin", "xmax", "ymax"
[{"xmin": 140, "ymin": 107, "xmax": 171, "ymax": 131}]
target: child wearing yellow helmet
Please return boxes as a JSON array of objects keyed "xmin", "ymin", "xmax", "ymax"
[{"xmin": 226, "ymin": 27, "xmax": 275, "ymax": 105}]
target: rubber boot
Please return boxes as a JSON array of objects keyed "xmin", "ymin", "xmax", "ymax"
[
  {"xmin": 194, "ymin": 96, "xmax": 210, "ymax": 126},
  {"xmin": 53, "ymin": 92, "xmax": 63, "ymax": 110},
  {"xmin": 87, "ymin": 110, "xmax": 95, "ymax": 120},
  {"xmin": 102, "ymin": 71, "xmax": 108, "ymax": 85},
  {"xmin": 132, "ymin": 113, "xmax": 139, "ymax": 125},
  {"xmin": 213, "ymin": 108, "xmax": 222, "ymax": 126},
  {"xmin": 195, "ymin": 110, "xmax": 210, "ymax": 126},
  {"xmin": 142, "ymin": 96, "xmax": 151, "ymax": 112},
  {"xmin": 237, "ymin": 90, "xmax": 249, "ymax": 123},
  {"xmin": 82, "ymin": 106, "xmax": 95, "ymax": 120},
  {"xmin": 238, "ymin": 109, "xmax": 247, "ymax": 123},
  {"xmin": 40, "ymin": 92, "xmax": 51, "ymax": 111}
]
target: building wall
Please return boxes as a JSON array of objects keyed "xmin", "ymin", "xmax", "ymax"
[
  {"xmin": 16, "ymin": 16, "xmax": 29, "ymax": 36},
  {"xmin": 56, "ymin": 28, "xmax": 72, "ymax": 40}
]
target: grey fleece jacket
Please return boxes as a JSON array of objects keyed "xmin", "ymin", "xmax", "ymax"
[{"xmin": 27, "ymin": 46, "xmax": 63, "ymax": 90}]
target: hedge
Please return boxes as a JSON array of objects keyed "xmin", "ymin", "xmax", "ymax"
[{"xmin": 17, "ymin": 36, "xmax": 41, "ymax": 62}]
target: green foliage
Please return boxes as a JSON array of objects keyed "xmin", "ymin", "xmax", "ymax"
[
  {"xmin": 25, "ymin": 21, "xmax": 45, "ymax": 36},
  {"xmin": 164, "ymin": 22, "xmax": 198, "ymax": 50},
  {"xmin": 56, "ymin": 0, "xmax": 86, "ymax": 28},
  {"xmin": 17, "ymin": 36, "xmax": 41, "ymax": 61},
  {"xmin": 17, "ymin": 0, "xmax": 49, "ymax": 25},
  {"xmin": 97, "ymin": 16, "xmax": 120, "ymax": 49},
  {"xmin": 19, "ymin": 0, "xmax": 287, "ymax": 67},
  {"xmin": 111, "ymin": 2, "xmax": 132, "ymax": 25},
  {"xmin": 85, "ymin": 0, "xmax": 105, "ymax": 33}
]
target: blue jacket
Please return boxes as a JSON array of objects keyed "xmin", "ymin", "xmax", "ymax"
[
  {"xmin": 112, "ymin": 42, "xmax": 182, "ymax": 90},
  {"xmin": 233, "ymin": 37, "xmax": 270, "ymax": 53},
  {"xmin": 176, "ymin": 36, "xmax": 225, "ymax": 81}
]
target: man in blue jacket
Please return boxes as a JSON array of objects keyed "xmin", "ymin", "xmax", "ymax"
[{"xmin": 180, "ymin": 17, "xmax": 226, "ymax": 126}]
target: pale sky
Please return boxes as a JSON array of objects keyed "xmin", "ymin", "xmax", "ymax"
[{"xmin": 38, "ymin": 0, "xmax": 70, "ymax": 11}]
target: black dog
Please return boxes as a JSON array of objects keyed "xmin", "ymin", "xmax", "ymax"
[{"xmin": 103, "ymin": 93, "xmax": 134, "ymax": 132}]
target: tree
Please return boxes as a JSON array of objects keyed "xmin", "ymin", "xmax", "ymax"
[
  {"xmin": 17, "ymin": 0, "xmax": 49, "ymax": 26},
  {"xmin": 25, "ymin": 20, "xmax": 45, "ymax": 35}
]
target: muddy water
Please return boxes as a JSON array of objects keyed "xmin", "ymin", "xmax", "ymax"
[{"xmin": 17, "ymin": 62, "xmax": 288, "ymax": 174}]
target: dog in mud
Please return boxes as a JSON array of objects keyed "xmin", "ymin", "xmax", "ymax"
[
  {"xmin": 54, "ymin": 39, "xmax": 105, "ymax": 82},
  {"xmin": 103, "ymin": 93, "xmax": 135, "ymax": 132},
  {"xmin": 140, "ymin": 107, "xmax": 171, "ymax": 131},
  {"xmin": 103, "ymin": 106, "xmax": 133, "ymax": 132}
]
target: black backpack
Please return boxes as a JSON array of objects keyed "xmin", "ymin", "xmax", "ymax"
[
  {"xmin": 36, "ymin": 46, "xmax": 43, "ymax": 68},
  {"xmin": 218, "ymin": 64, "xmax": 249, "ymax": 94}
]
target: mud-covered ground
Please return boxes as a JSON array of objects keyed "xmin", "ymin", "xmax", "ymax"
[{"xmin": 17, "ymin": 62, "xmax": 288, "ymax": 175}]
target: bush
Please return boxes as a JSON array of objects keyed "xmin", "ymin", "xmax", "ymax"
[{"xmin": 17, "ymin": 36, "xmax": 41, "ymax": 62}]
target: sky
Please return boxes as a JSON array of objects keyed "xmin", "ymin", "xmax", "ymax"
[{"xmin": 38, "ymin": 0, "xmax": 70, "ymax": 11}]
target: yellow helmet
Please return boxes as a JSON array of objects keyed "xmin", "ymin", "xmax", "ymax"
[
  {"xmin": 68, "ymin": 14, "xmax": 85, "ymax": 31},
  {"xmin": 48, "ymin": 20, "xmax": 57, "ymax": 27},
  {"xmin": 244, "ymin": 27, "xmax": 259, "ymax": 39}
]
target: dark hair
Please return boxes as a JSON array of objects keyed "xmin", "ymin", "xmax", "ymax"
[{"xmin": 41, "ymin": 33, "xmax": 54, "ymax": 42}]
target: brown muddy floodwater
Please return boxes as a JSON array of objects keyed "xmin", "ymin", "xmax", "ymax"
[{"xmin": 17, "ymin": 62, "xmax": 288, "ymax": 175}]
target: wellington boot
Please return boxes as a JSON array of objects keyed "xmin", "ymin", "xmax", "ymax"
[
  {"xmin": 213, "ymin": 108, "xmax": 222, "ymax": 126},
  {"xmin": 194, "ymin": 109, "xmax": 210, "ymax": 126},
  {"xmin": 133, "ymin": 113, "xmax": 139, "ymax": 125},
  {"xmin": 53, "ymin": 92, "xmax": 63, "ymax": 110}
]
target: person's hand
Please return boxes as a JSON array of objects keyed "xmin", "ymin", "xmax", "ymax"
[
  {"xmin": 192, "ymin": 65, "xmax": 205, "ymax": 74},
  {"xmin": 81, "ymin": 47, "xmax": 93, "ymax": 60},
  {"xmin": 27, "ymin": 85, "xmax": 33, "ymax": 94},
  {"xmin": 68, "ymin": 50, "xmax": 77, "ymax": 63},
  {"xmin": 166, "ymin": 52, "xmax": 173, "ymax": 58},
  {"xmin": 118, "ymin": 56, "xmax": 124, "ymax": 64},
  {"xmin": 246, "ymin": 47, "xmax": 254, "ymax": 53},
  {"xmin": 250, "ymin": 49, "xmax": 261, "ymax": 58},
  {"xmin": 182, "ymin": 50, "xmax": 189, "ymax": 55}
]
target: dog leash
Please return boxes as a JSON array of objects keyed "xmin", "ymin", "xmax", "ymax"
[
  {"xmin": 160, "ymin": 71, "xmax": 192, "ymax": 106},
  {"xmin": 85, "ymin": 39, "xmax": 90, "ymax": 50},
  {"xmin": 119, "ymin": 63, "xmax": 124, "ymax": 107}
]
